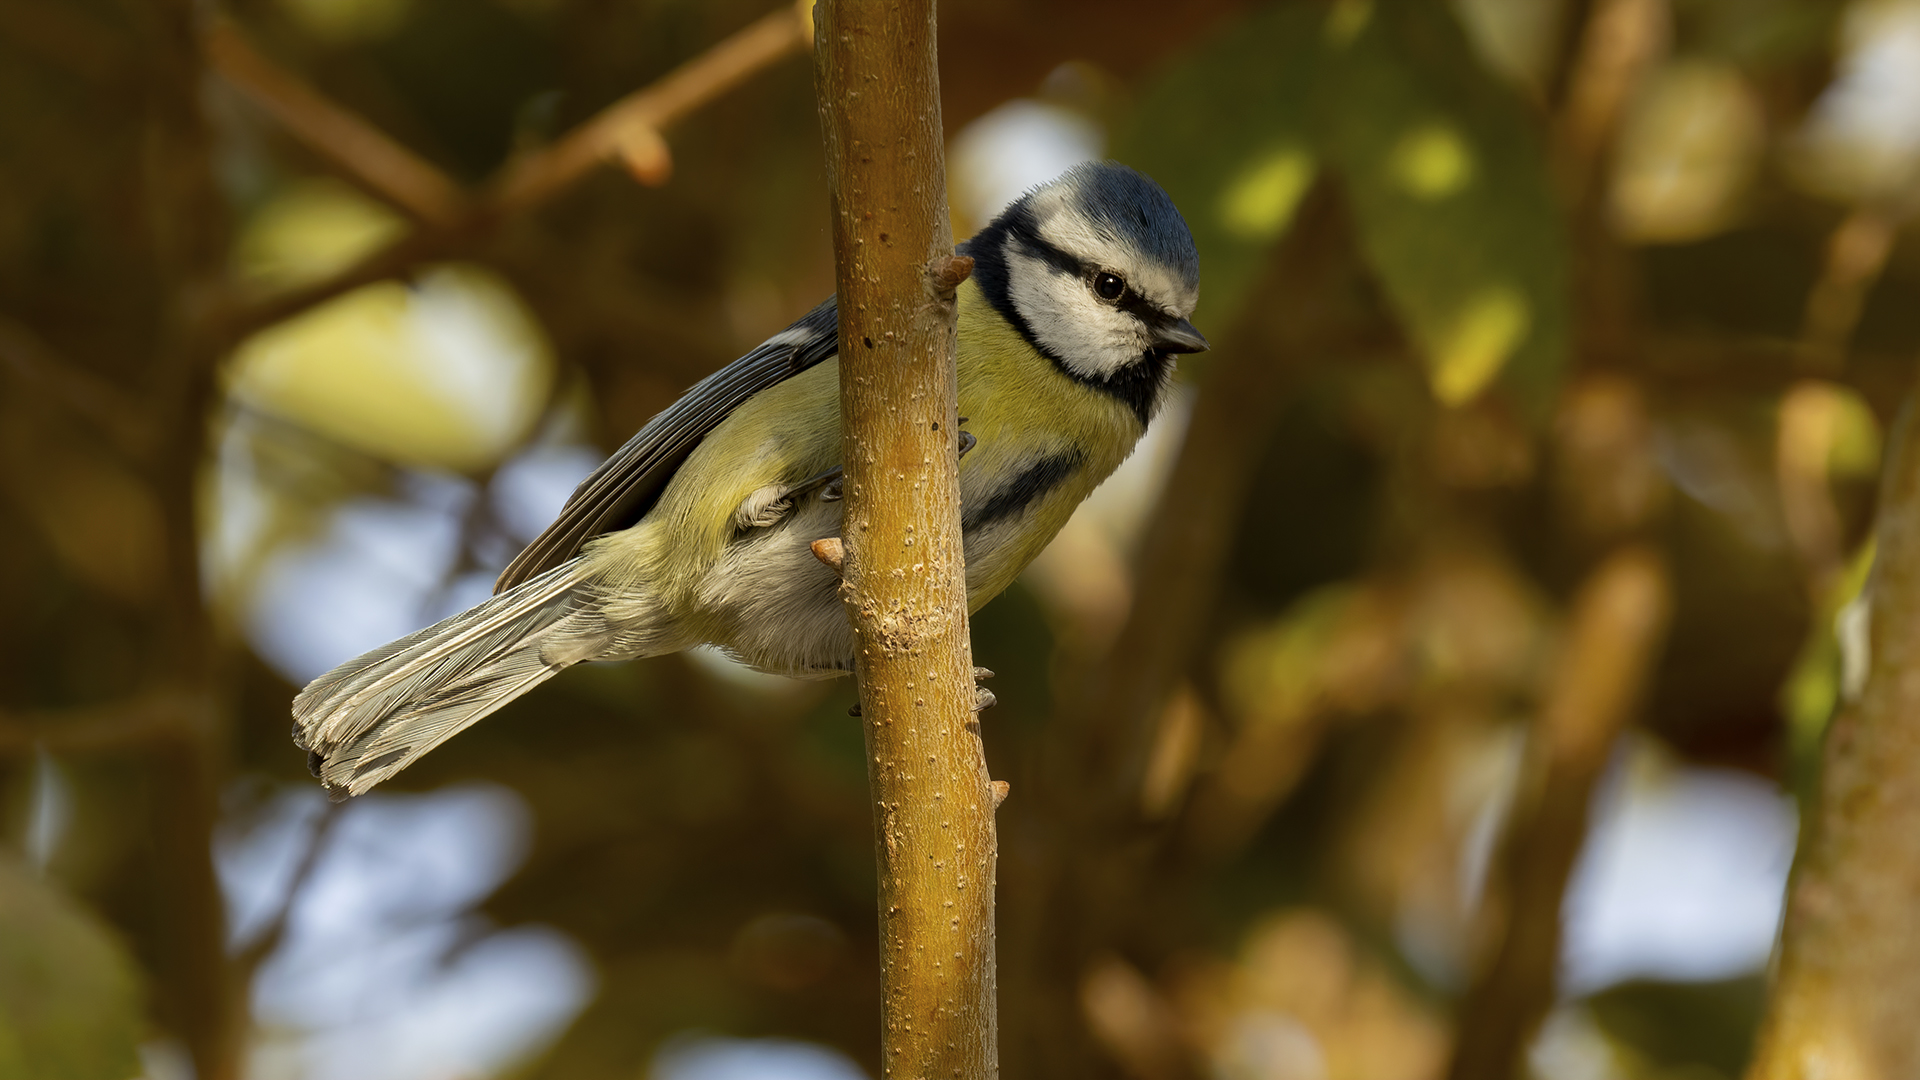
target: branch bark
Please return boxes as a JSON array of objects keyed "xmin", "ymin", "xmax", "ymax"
[
  {"xmin": 1747, "ymin": 392, "xmax": 1920, "ymax": 1079},
  {"xmin": 813, "ymin": 2, "xmax": 996, "ymax": 1076}
]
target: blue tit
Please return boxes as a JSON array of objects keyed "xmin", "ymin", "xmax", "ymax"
[{"xmin": 292, "ymin": 160, "xmax": 1207, "ymax": 799}]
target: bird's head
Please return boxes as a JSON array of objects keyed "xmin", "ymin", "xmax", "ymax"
[{"xmin": 964, "ymin": 161, "xmax": 1205, "ymax": 421}]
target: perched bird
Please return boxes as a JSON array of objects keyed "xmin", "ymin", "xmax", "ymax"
[{"xmin": 292, "ymin": 161, "xmax": 1206, "ymax": 800}]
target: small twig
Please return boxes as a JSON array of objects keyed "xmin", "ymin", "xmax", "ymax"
[
  {"xmin": 202, "ymin": 19, "xmax": 466, "ymax": 227},
  {"xmin": 492, "ymin": 1, "xmax": 809, "ymax": 212},
  {"xmin": 929, "ymin": 254, "xmax": 975, "ymax": 295},
  {"xmin": 810, "ymin": 536, "xmax": 846, "ymax": 573}
]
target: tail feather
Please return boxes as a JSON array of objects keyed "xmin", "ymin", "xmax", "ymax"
[{"xmin": 292, "ymin": 560, "xmax": 604, "ymax": 800}]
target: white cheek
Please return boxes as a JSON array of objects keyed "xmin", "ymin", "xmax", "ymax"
[{"xmin": 1007, "ymin": 261, "xmax": 1146, "ymax": 380}]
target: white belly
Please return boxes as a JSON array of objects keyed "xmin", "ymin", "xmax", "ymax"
[{"xmin": 696, "ymin": 494, "xmax": 856, "ymax": 676}]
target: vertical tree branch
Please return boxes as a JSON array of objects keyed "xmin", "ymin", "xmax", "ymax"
[
  {"xmin": 140, "ymin": 5, "xmax": 244, "ymax": 1076},
  {"xmin": 1747, "ymin": 393, "xmax": 1920, "ymax": 1079},
  {"xmin": 812, "ymin": 2, "xmax": 997, "ymax": 1077},
  {"xmin": 148, "ymin": 727, "xmax": 242, "ymax": 1080}
]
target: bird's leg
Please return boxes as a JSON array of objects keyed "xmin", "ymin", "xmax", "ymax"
[
  {"xmin": 959, "ymin": 428, "xmax": 989, "ymax": 709},
  {"xmin": 787, "ymin": 465, "xmax": 843, "ymax": 500}
]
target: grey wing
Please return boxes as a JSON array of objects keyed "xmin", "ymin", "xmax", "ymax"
[{"xmin": 494, "ymin": 297, "xmax": 841, "ymax": 593}]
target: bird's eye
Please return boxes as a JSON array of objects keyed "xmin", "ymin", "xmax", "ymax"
[{"xmin": 1093, "ymin": 272, "xmax": 1126, "ymax": 301}]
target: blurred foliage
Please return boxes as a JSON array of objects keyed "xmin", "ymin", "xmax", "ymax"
[
  {"xmin": 0, "ymin": 852, "xmax": 144, "ymax": 1080},
  {"xmin": 1122, "ymin": 1, "xmax": 1567, "ymax": 412},
  {"xmin": 1, "ymin": 0, "xmax": 1915, "ymax": 1078},
  {"xmin": 1587, "ymin": 976, "xmax": 1768, "ymax": 1078}
]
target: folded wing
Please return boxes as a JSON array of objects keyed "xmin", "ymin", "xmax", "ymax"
[{"xmin": 494, "ymin": 297, "xmax": 841, "ymax": 592}]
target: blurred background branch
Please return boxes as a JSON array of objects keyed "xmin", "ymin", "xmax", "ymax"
[
  {"xmin": 1448, "ymin": 547, "xmax": 1673, "ymax": 1080},
  {"xmin": 492, "ymin": 1, "xmax": 810, "ymax": 209},
  {"xmin": 210, "ymin": 1, "xmax": 812, "ymax": 346},
  {"xmin": 204, "ymin": 19, "xmax": 468, "ymax": 227},
  {"xmin": 0, "ymin": 694, "xmax": 202, "ymax": 755}
]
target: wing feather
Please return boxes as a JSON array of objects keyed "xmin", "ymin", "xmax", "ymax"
[{"xmin": 495, "ymin": 297, "xmax": 840, "ymax": 592}]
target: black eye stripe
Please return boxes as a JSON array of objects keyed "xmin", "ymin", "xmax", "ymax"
[{"xmin": 1010, "ymin": 228, "xmax": 1179, "ymax": 324}]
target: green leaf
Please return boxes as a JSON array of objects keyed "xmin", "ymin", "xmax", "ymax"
[
  {"xmin": 1113, "ymin": 4, "xmax": 1325, "ymax": 331},
  {"xmin": 0, "ymin": 854, "xmax": 144, "ymax": 1080},
  {"xmin": 1319, "ymin": 0, "xmax": 1569, "ymax": 413},
  {"xmin": 1116, "ymin": 0, "xmax": 1569, "ymax": 413}
]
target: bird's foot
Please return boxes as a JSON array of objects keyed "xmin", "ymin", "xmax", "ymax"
[{"xmin": 847, "ymin": 667, "xmax": 995, "ymax": 715}]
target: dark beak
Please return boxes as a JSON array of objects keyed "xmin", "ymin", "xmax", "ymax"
[{"xmin": 1153, "ymin": 318, "xmax": 1210, "ymax": 354}]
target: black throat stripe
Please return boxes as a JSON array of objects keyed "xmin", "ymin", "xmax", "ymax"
[
  {"xmin": 963, "ymin": 450, "xmax": 1085, "ymax": 533},
  {"xmin": 961, "ymin": 215, "xmax": 1169, "ymax": 429}
]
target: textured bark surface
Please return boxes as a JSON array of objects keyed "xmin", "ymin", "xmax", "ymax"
[
  {"xmin": 1747, "ymin": 398, "xmax": 1920, "ymax": 1080},
  {"xmin": 813, "ymin": 2, "xmax": 998, "ymax": 1077}
]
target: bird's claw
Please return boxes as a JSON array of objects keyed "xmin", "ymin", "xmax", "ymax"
[{"xmin": 851, "ymin": 667, "xmax": 997, "ymax": 715}]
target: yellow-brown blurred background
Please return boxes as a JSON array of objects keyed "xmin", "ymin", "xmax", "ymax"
[{"xmin": 1, "ymin": 0, "xmax": 1913, "ymax": 1077}]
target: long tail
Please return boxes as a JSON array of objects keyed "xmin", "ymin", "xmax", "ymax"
[{"xmin": 291, "ymin": 560, "xmax": 609, "ymax": 800}]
